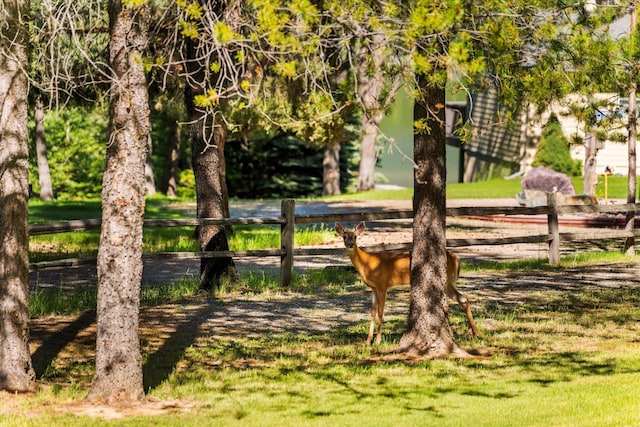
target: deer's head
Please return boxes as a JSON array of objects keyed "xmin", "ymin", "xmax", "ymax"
[{"xmin": 335, "ymin": 222, "xmax": 366, "ymax": 249}]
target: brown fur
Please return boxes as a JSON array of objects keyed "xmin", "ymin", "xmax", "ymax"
[{"xmin": 335, "ymin": 222, "xmax": 479, "ymax": 345}]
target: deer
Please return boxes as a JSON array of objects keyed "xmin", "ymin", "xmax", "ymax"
[{"xmin": 335, "ymin": 221, "xmax": 479, "ymax": 345}]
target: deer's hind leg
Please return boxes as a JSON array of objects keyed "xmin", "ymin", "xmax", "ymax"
[{"xmin": 449, "ymin": 287, "xmax": 479, "ymax": 338}]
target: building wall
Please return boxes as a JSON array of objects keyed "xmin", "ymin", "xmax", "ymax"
[
  {"xmin": 553, "ymin": 93, "xmax": 640, "ymax": 176},
  {"xmin": 462, "ymin": 87, "xmax": 543, "ymax": 182}
]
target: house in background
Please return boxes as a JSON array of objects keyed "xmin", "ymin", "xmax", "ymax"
[
  {"xmin": 378, "ymin": 6, "xmax": 638, "ymax": 186},
  {"xmin": 554, "ymin": 93, "xmax": 638, "ymax": 177},
  {"xmin": 378, "ymin": 86, "xmax": 638, "ymax": 188}
]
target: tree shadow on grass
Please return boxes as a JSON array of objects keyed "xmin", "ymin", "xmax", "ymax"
[
  {"xmin": 31, "ymin": 310, "xmax": 96, "ymax": 378},
  {"xmin": 142, "ymin": 301, "xmax": 218, "ymax": 390}
]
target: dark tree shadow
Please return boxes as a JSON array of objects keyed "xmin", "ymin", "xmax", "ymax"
[
  {"xmin": 142, "ymin": 302, "xmax": 217, "ymax": 390},
  {"xmin": 31, "ymin": 310, "xmax": 96, "ymax": 378}
]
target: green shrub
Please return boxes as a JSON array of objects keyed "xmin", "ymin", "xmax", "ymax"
[{"xmin": 532, "ymin": 114, "xmax": 582, "ymax": 176}]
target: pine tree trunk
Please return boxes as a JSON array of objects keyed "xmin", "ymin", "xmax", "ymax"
[
  {"xmin": 184, "ymin": 19, "xmax": 235, "ymax": 290},
  {"xmin": 583, "ymin": 133, "xmax": 598, "ymax": 197},
  {"xmin": 145, "ymin": 137, "xmax": 156, "ymax": 196},
  {"xmin": 34, "ymin": 95, "xmax": 54, "ymax": 201},
  {"xmin": 0, "ymin": 0, "xmax": 36, "ymax": 392},
  {"xmin": 162, "ymin": 117, "xmax": 181, "ymax": 198},
  {"xmin": 356, "ymin": 33, "xmax": 400, "ymax": 192},
  {"xmin": 189, "ymin": 116, "xmax": 236, "ymax": 290},
  {"xmin": 625, "ymin": 9, "xmax": 637, "ymax": 255},
  {"xmin": 357, "ymin": 115, "xmax": 382, "ymax": 191},
  {"xmin": 397, "ymin": 76, "xmax": 467, "ymax": 357},
  {"xmin": 322, "ymin": 143, "xmax": 341, "ymax": 196},
  {"xmin": 87, "ymin": 0, "xmax": 150, "ymax": 404}
]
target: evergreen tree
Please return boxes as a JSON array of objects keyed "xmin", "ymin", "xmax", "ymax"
[{"xmin": 532, "ymin": 114, "xmax": 582, "ymax": 176}]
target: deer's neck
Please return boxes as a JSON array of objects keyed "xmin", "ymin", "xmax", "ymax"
[{"xmin": 348, "ymin": 245, "xmax": 373, "ymax": 274}]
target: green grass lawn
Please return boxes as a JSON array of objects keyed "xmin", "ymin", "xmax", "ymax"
[
  {"xmin": 317, "ymin": 175, "xmax": 637, "ymax": 201},
  {"xmin": 8, "ymin": 260, "xmax": 640, "ymax": 426},
  {"xmin": 15, "ymin": 179, "xmax": 640, "ymax": 425}
]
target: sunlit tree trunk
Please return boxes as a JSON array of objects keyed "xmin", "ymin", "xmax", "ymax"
[
  {"xmin": 0, "ymin": 0, "xmax": 36, "ymax": 393},
  {"xmin": 356, "ymin": 34, "xmax": 400, "ymax": 192},
  {"xmin": 323, "ymin": 143, "xmax": 341, "ymax": 196},
  {"xmin": 625, "ymin": 5, "xmax": 637, "ymax": 256},
  {"xmin": 583, "ymin": 133, "xmax": 598, "ymax": 197},
  {"xmin": 34, "ymin": 94, "xmax": 54, "ymax": 201},
  {"xmin": 357, "ymin": 116, "xmax": 381, "ymax": 191},
  {"xmin": 87, "ymin": 0, "xmax": 150, "ymax": 404}
]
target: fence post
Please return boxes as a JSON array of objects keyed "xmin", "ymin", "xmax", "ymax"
[
  {"xmin": 280, "ymin": 199, "xmax": 295, "ymax": 286},
  {"xmin": 547, "ymin": 192, "xmax": 560, "ymax": 265}
]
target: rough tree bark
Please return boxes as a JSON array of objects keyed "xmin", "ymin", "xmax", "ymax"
[
  {"xmin": 322, "ymin": 143, "xmax": 341, "ymax": 196},
  {"xmin": 187, "ymin": 111, "xmax": 236, "ymax": 290},
  {"xmin": 0, "ymin": 0, "xmax": 37, "ymax": 393},
  {"xmin": 87, "ymin": 0, "xmax": 150, "ymax": 404},
  {"xmin": 34, "ymin": 94, "xmax": 55, "ymax": 201},
  {"xmin": 184, "ymin": 17, "xmax": 236, "ymax": 290},
  {"xmin": 397, "ymin": 76, "xmax": 468, "ymax": 358}
]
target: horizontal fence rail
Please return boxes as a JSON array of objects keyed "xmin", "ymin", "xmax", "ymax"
[{"xmin": 29, "ymin": 199, "xmax": 640, "ymax": 286}]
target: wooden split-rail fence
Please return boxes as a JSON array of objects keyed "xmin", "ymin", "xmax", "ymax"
[{"xmin": 29, "ymin": 198, "xmax": 640, "ymax": 286}]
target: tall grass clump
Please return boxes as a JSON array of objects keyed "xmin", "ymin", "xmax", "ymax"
[{"xmin": 29, "ymin": 286, "xmax": 97, "ymax": 317}]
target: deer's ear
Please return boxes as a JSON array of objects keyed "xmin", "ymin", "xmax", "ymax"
[
  {"xmin": 355, "ymin": 222, "xmax": 366, "ymax": 234},
  {"xmin": 334, "ymin": 222, "xmax": 343, "ymax": 235}
]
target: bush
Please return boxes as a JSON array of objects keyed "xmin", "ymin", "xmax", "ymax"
[{"xmin": 532, "ymin": 114, "xmax": 582, "ymax": 176}]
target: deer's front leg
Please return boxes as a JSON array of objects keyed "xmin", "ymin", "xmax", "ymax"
[
  {"xmin": 367, "ymin": 290, "xmax": 378, "ymax": 345},
  {"xmin": 375, "ymin": 289, "xmax": 388, "ymax": 345}
]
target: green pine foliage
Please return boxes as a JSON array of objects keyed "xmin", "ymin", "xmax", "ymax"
[
  {"xmin": 225, "ymin": 133, "xmax": 357, "ymax": 199},
  {"xmin": 532, "ymin": 114, "xmax": 582, "ymax": 176}
]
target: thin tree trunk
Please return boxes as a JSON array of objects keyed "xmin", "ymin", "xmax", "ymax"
[
  {"xmin": 625, "ymin": 6, "xmax": 637, "ymax": 255},
  {"xmin": 356, "ymin": 34, "xmax": 401, "ymax": 192},
  {"xmin": 0, "ymin": 0, "xmax": 36, "ymax": 392},
  {"xmin": 357, "ymin": 115, "xmax": 381, "ymax": 192},
  {"xmin": 87, "ymin": 0, "xmax": 150, "ymax": 404},
  {"xmin": 162, "ymin": 117, "xmax": 181, "ymax": 197},
  {"xmin": 34, "ymin": 95, "xmax": 54, "ymax": 201},
  {"xmin": 583, "ymin": 133, "xmax": 598, "ymax": 197},
  {"xmin": 397, "ymin": 76, "xmax": 467, "ymax": 357},
  {"xmin": 322, "ymin": 143, "xmax": 341, "ymax": 196},
  {"xmin": 145, "ymin": 134, "xmax": 156, "ymax": 195},
  {"xmin": 189, "ymin": 115, "xmax": 236, "ymax": 290}
]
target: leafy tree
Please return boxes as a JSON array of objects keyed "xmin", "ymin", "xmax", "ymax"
[
  {"xmin": 396, "ymin": 0, "xmax": 607, "ymax": 355},
  {"xmin": 28, "ymin": 105, "xmax": 107, "ymax": 198},
  {"xmin": 532, "ymin": 114, "xmax": 582, "ymax": 176},
  {"xmin": 0, "ymin": 0, "xmax": 37, "ymax": 392}
]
